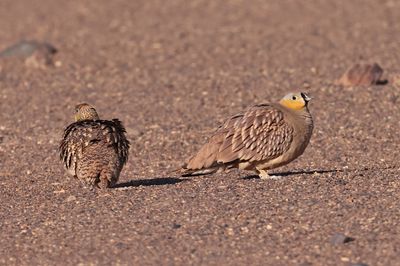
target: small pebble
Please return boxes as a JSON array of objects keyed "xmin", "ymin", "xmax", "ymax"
[
  {"xmin": 66, "ymin": 195, "xmax": 77, "ymax": 202},
  {"xmin": 172, "ymin": 223, "xmax": 181, "ymax": 229},
  {"xmin": 330, "ymin": 233, "xmax": 355, "ymax": 245}
]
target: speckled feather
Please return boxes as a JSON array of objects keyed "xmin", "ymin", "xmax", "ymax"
[
  {"xmin": 184, "ymin": 104, "xmax": 294, "ymax": 171},
  {"xmin": 59, "ymin": 119, "xmax": 129, "ymax": 188}
]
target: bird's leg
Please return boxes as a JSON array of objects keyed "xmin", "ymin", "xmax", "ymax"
[
  {"xmin": 97, "ymin": 178, "xmax": 110, "ymax": 189},
  {"xmin": 97, "ymin": 170, "xmax": 116, "ymax": 189},
  {"xmin": 258, "ymin": 169, "xmax": 271, "ymax": 180},
  {"xmin": 257, "ymin": 169, "xmax": 282, "ymax": 180}
]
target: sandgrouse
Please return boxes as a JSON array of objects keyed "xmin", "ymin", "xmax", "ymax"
[
  {"xmin": 59, "ymin": 103, "xmax": 130, "ymax": 188},
  {"xmin": 182, "ymin": 92, "xmax": 313, "ymax": 179}
]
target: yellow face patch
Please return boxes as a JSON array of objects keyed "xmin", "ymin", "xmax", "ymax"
[{"xmin": 279, "ymin": 94, "xmax": 306, "ymax": 110}]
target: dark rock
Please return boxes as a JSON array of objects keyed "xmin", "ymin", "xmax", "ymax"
[
  {"xmin": 115, "ymin": 242, "xmax": 128, "ymax": 249},
  {"xmin": 0, "ymin": 40, "xmax": 57, "ymax": 67},
  {"xmin": 0, "ymin": 40, "xmax": 56, "ymax": 58},
  {"xmin": 336, "ymin": 63, "xmax": 386, "ymax": 86}
]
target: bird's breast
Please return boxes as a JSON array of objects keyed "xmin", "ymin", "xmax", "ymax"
[{"xmin": 289, "ymin": 112, "xmax": 313, "ymax": 156}]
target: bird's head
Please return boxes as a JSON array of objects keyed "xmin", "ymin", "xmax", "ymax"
[
  {"xmin": 279, "ymin": 92, "xmax": 311, "ymax": 110},
  {"xmin": 74, "ymin": 103, "xmax": 100, "ymax": 121}
]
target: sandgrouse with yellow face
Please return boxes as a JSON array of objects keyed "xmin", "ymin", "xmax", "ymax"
[
  {"xmin": 182, "ymin": 92, "xmax": 313, "ymax": 179},
  {"xmin": 59, "ymin": 103, "xmax": 130, "ymax": 188}
]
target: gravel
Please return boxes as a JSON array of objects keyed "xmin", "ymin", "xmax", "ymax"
[{"xmin": 0, "ymin": 0, "xmax": 399, "ymax": 265}]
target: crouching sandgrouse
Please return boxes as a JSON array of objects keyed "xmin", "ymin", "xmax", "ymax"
[
  {"xmin": 181, "ymin": 92, "xmax": 313, "ymax": 179},
  {"xmin": 59, "ymin": 103, "xmax": 130, "ymax": 188}
]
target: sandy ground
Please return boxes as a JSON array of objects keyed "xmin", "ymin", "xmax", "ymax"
[{"xmin": 0, "ymin": 0, "xmax": 399, "ymax": 265}]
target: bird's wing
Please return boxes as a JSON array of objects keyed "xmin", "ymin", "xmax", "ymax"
[
  {"xmin": 185, "ymin": 104, "xmax": 294, "ymax": 170},
  {"xmin": 59, "ymin": 121, "xmax": 95, "ymax": 172},
  {"xmin": 107, "ymin": 119, "xmax": 130, "ymax": 165},
  {"xmin": 59, "ymin": 120, "xmax": 130, "ymax": 171}
]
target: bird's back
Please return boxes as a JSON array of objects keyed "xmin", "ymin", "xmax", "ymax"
[{"xmin": 59, "ymin": 119, "xmax": 130, "ymax": 184}]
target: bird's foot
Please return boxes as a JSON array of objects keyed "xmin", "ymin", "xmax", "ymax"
[
  {"xmin": 258, "ymin": 170, "xmax": 281, "ymax": 180},
  {"xmin": 267, "ymin": 175, "xmax": 282, "ymax": 180}
]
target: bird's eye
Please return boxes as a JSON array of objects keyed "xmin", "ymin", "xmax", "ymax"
[{"xmin": 292, "ymin": 96, "xmax": 297, "ymax": 100}]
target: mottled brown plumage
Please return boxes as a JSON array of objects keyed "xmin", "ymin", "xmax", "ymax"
[
  {"xmin": 182, "ymin": 92, "xmax": 313, "ymax": 179},
  {"xmin": 59, "ymin": 103, "xmax": 130, "ymax": 188}
]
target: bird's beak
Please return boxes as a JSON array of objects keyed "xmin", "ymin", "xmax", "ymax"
[{"xmin": 301, "ymin": 92, "xmax": 312, "ymax": 102}]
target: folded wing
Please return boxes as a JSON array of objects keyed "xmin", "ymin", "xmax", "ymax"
[{"xmin": 185, "ymin": 104, "xmax": 293, "ymax": 171}]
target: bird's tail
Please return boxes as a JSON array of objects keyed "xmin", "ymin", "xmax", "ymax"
[
  {"xmin": 168, "ymin": 163, "xmax": 220, "ymax": 177},
  {"xmin": 181, "ymin": 167, "xmax": 219, "ymax": 177}
]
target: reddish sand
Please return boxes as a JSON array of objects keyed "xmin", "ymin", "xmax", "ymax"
[{"xmin": 0, "ymin": 1, "xmax": 399, "ymax": 265}]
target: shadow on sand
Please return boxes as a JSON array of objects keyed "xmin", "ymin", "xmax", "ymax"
[
  {"xmin": 241, "ymin": 164, "xmax": 398, "ymax": 180},
  {"xmin": 113, "ymin": 177, "xmax": 188, "ymax": 188},
  {"xmin": 242, "ymin": 168, "xmax": 344, "ymax": 180}
]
